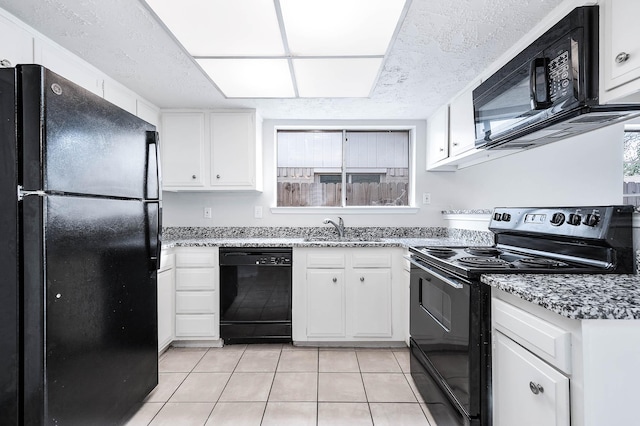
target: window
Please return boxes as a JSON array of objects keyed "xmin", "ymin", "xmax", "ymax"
[
  {"xmin": 276, "ymin": 129, "xmax": 410, "ymax": 207},
  {"xmin": 623, "ymin": 127, "xmax": 640, "ymax": 208}
]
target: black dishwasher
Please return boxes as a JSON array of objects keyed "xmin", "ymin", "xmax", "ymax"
[{"xmin": 219, "ymin": 248, "xmax": 292, "ymax": 344}]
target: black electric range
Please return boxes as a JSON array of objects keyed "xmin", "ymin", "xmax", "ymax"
[{"xmin": 407, "ymin": 205, "xmax": 635, "ymax": 426}]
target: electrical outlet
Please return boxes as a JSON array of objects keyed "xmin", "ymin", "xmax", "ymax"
[
  {"xmin": 422, "ymin": 193, "xmax": 431, "ymax": 205},
  {"xmin": 254, "ymin": 206, "xmax": 263, "ymax": 219},
  {"xmin": 203, "ymin": 207, "xmax": 212, "ymax": 219}
]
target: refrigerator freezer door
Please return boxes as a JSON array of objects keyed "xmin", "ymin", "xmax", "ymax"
[
  {"xmin": 22, "ymin": 194, "xmax": 158, "ymax": 425},
  {"xmin": 19, "ymin": 65, "xmax": 157, "ymax": 200}
]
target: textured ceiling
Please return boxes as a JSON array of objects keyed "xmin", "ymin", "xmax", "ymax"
[{"xmin": 0, "ymin": 0, "xmax": 565, "ymax": 119}]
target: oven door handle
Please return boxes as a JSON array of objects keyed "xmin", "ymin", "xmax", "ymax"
[{"xmin": 404, "ymin": 255, "xmax": 464, "ymax": 289}]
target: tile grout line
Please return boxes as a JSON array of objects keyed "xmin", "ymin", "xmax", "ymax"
[{"xmin": 201, "ymin": 345, "xmax": 245, "ymax": 425}]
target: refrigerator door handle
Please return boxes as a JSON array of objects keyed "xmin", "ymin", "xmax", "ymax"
[
  {"xmin": 145, "ymin": 131, "xmax": 161, "ymax": 201},
  {"xmin": 145, "ymin": 201, "xmax": 161, "ymax": 271}
]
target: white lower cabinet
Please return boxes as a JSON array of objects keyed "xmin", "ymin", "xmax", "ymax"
[
  {"xmin": 493, "ymin": 331, "xmax": 570, "ymax": 426},
  {"xmin": 350, "ymin": 268, "xmax": 392, "ymax": 337},
  {"xmin": 157, "ymin": 250, "xmax": 175, "ymax": 352},
  {"xmin": 294, "ymin": 247, "xmax": 405, "ymax": 343},
  {"xmin": 492, "ymin": 289, "xmax": 640, "ymax": 426},
  {"xmin": 174, "ymin": 247, "xmax": 219, "ymax": 341},
  {"xmin": 306, "ymin": 269, "xmax": 346, "ymax": 338}
]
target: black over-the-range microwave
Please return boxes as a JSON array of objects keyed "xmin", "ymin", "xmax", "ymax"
[{"xmin": 473, "ymin": 5, "xmax": 640, "ymax": 150}]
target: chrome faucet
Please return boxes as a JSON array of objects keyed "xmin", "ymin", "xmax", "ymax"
[{"xmin": 323, "ymin": 217, "xmax": 345, "ymax": 238}]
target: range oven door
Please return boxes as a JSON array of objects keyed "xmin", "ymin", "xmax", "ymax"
[{"xmin": 408, "ymin": 256, "xmax": 489, "ymax": 423}]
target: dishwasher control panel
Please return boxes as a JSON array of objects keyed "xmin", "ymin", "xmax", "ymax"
[{"xmin": 219, "ymin": 248, "xmax": 292, "ymax": 266}]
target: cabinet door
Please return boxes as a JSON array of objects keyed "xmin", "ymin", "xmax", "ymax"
[
  {"xmin": 494, "ymin": 332, "xmax": 570, "ymax": 426},
  {"xmin": 604, "ymin": 0, "xmax": 640, "ymax": 91},
  {"xmin": 103, "ymin": 79, "xmax": 137, "ymax": 115},
  {"xmin": 449, "ymin": 86, "xmax": 477, "ymax": 157},
  {"xmin": 426, "ymin": 105, "xmax": 449, "ymax": 167},
  {"xmin": 161, "ymin": 112, "xmax": 206, "ymax": 187},
  {"xmin": 0, "ymin": 14, "xmax": 33, "ymax": 66},
  {"xmin": 306, "ymin": 269, "xmax": 345, "ymax": 338},
  {"xmin": 34, "ymin": 38, "xmax": 103, "ymax": 97},
  {"xmin": 157, "ymin": 268, "xmax": 175, "ymax": 351},
  {"xmin": 349, "ymin": 269, "xmax": 392, "ymax": 337},
  {"xmin": 210, "ymin": 112, "xmax": 256, "ymax": 188}
]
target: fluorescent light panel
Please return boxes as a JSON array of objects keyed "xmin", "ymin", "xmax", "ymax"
[
  {"xmin": 294, "ymin": 58, "xmax": 383, "ymax": 98},
  {"xmin": 145, "ymin": 0, "xmax": 408, "ymax": 98},
  {"xmin": 279, "ymin": 0, "xmax": 406, "ymax": 56},
  {"xmin": 197, "ymin": 58, "xmax": 295, "ymax": 98}
]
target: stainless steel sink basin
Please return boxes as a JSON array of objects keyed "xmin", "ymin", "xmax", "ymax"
[{"xmin": 303, "ymin": 237, "xmax": 382, "ymax": 243}]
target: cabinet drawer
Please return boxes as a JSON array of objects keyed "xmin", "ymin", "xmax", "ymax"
[
  {"xmin": 351, "ymin": 252, "xmax": 391, "ymax": 268},
  {"xmin": 176, "ymin": 268, "xmax": 217, "ymax": 290},
  {"xmin": 306, "ymin": 253, "xmax": 345, "ymax": 268},
  {"xmin": 493, "ymin": 298, "xmax": 571, "ymax": 373},
  {"xmin": 175, "ymin": 314, "xmax": 217, "ymax": 337},
  {"xmin": 176, "ymin": 291, "xmax": 216, "ymax": 314},
  {"xmin": 159, "ymin": 252, "xmax": 174, "ymax": 272},
  {"xmin": 176, "ymin": 249, "xmax": 217, "ymax": 267}
]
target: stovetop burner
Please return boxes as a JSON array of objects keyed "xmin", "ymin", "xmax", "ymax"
[
  {"xmin": 422, "ymin": 247, "xmax": 457, "ymax": 258},
  {"xmin": 456, "ymin": 257, "xmax": 513, "ymax": 269},
  {"xmin": 465, "ymin": 247, "xmax": 502, "ymax": 256}
]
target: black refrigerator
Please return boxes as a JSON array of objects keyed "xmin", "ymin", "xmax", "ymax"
[{"xmin": 0, "ymin": 64, "xmax": 161, "ymax": 425}]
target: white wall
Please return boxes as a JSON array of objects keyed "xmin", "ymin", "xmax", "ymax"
[
  {"xmin": 162, "ymin": 118, "xmax": 446, "ymax": 227},
  {"xmin": 162, "ymin": 117, "xmax": 634, "ymax": 228}
]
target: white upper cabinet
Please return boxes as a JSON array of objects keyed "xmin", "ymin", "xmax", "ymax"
[
  {"xmin": 34, "ymin": 38, "xmax": 103, "ymax": 97},
  {"xmin": 210, "ymin": 112, "xmax": 262, "ymax": 190},
  {"xmin": 0, "ymin": 14, "xmax": 33, "ymax": 67},
  {"xmin": 103, "ymin": 79, "xmax": 138, "ymax": 116},
  {"xmin": 601, "ymin": 0, "xmax": 640, "ymax": 102},
  {"xmin": 449, "ymin": 84, "xmax": 477, "ymax": 157},
  {"xmin": 161, "ymin": 110, "xmax": 263, "ymax": 192},
  {"xmin": 161, "ymin": 112, "xmax": 207, "ymax": 188},
  {"xmin": 426, "ymin": 104, "xmax": 449, "ymax": 168}
]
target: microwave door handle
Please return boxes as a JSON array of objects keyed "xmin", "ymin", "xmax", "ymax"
[{"xmin": 530, "ymin": 57, "xmax": 552, "ymax": 110}]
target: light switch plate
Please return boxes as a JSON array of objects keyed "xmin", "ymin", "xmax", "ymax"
[{"xmin": 254, "ymin": 206, "xmax": 263, "ymax": 219}]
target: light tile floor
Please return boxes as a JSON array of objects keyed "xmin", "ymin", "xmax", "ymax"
[{"xmin": 124, "ymin": 344, "xmax": 438, "ymax": 425}]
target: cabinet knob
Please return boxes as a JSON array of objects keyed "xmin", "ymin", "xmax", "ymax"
[
  {"xmin": 616, "ymin": 52, "xmax": 630, "ymax": 64},
  {"xmin": 453, "ymin": 142, "xmax": 459, "ymax": 146},
  {"xmin": 332, "ymin": 277, "xmax": 337, "ymax": 283},
  {"xmin": 216, "ymin": 174, "xmax": 221, "ymax": 179},
  {"xmin": 0, "ymin": 59, "xmax": 12, "ymax": 68},
  {"xmin": 529, "ymin": 381, "xmax": 544, "ymax": 395},
  {"xmin": 360, "ymin": 276, "xmax": 365, "ymax": 282},
  {"xmin": 191, "ymin": 175, "xmax": 197, "ymax": 179},
  {"xmin": 439, "ymin": 148, "xmax": 444, "ymax": 152}
]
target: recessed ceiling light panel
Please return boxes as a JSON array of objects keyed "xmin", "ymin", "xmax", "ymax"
[
  {"xmin": 280, "ymin": 0, "xmax": 407, "ymax": 56},
  {"xmin": 197, "ymin": 58, "xmax": 295, "ymax": 98},
  {"xmin": 146, "ymin": 0, "xmax": 285, "ymax": 56},
  {"xmin": 293, "ymin": 58, "xmax": 384, "ymax": 98}
]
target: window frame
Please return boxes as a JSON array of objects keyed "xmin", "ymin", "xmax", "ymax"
[{"xmin": 272, "ymin": 125, "xmax": 418, "ymax": 214}]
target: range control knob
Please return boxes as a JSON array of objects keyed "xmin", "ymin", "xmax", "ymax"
[
  {"xmin": 583, "ymin": 213, "xmax": 600, "ymax": 227},
  {"xmin": 567, "ymin": 213, "xmax": 582, "ymax": 226},
  {"xmin": 502, "ymin": 213, "xmax": 511, "ymax": 222},
  {"xmin": 493, "ymin": 213, "xmax": 502, "ymax": 221},
  {"xmin": 550, "ymin": 212, "xmax": 565, "ymax": 226}
]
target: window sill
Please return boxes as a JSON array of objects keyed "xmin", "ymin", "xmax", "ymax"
[{"xmin": 270, "ymin": 206, "xmax": 420, "ymax": 215}]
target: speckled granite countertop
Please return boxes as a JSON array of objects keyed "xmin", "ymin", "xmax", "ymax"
[
  {"xmin": 162, "ymin": 236, "xmax": 467, "ymax": 249},
  {"xmin": 482, "ymin": 274, "xmax": 640, "ymax": 320}
]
